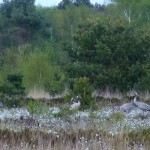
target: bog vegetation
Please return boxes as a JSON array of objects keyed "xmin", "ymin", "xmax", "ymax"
[{"xmin": 0, "ymin": 0, "xmax": 150, "ymax": 149}]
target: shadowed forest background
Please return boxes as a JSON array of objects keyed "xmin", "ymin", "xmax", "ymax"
[{"xmin": 0, "ymin": 0, "xmax": 150, "ymax": 98}]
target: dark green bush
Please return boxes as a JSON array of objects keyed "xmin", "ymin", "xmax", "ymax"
[
  {"xmin": 73, "ymin": 77, "xmax": 97, "ymax": 110},
  {"xmin": 0, "ymin": 73, "xmax": 25, "ymax": 96}
]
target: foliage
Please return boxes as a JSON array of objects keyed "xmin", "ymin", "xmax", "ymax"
[
  {"xmin": 0, "ymin": 0, "xmax": 42, "ymax": 28},
  {"xmin": 68, "ymin": 19, "xmax": 150, "ymax": 91},
  {"xmin": 0, "ymin": 73, "xmax": 25, "ymax": 95},
  {"xmin": 73, "ymin": 77, "xmax": 96, "ymax": 109},
  {"xmin": 64, "ymin": 77, "xmax": 96, "ymax": 109},
  {"xmin": 0, "ymin": 2, "xmax": 150, "ymax": 95},
  {"xmin": 0, "ymin": 0, "xmax": 45, "ymax": 48},
  {"xmin": 58, "ymin": 0, "xmax": 92, "ymax": 9},
  {"xmin": 110, "ymin": 0, "xmax": 150, "ymax": 25},
  {"xmin": 22, "ymin": 51, "xmax": 65, "ymax": 94}
]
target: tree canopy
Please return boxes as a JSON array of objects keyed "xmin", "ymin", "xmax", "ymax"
[
  {"xmin": 67, "ymin": 19, "xmax": 150, "ymax": 91},
  {"xmin": 58, "ymin": 0, "xmax": 92, "ymax": 9}
]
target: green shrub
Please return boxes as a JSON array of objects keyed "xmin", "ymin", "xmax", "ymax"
[
  {"xmin": 0, "ymin": 73, "xmax": 25, "ymax": 96},
  {"xmin": 73, "ymin": 77, "xmax": 97, "ymax": 110}
]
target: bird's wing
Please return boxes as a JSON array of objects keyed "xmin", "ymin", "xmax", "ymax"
[{"xmin": 135, "ymin": 102, "xmax": 150, "ymax": 110}]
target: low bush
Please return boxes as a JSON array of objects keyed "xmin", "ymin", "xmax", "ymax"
[{"xmin": 73, "ymin": 77, "xmax": 97, "ymax": 110}]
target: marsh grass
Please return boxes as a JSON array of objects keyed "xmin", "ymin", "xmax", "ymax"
[
  {"xmin": 0, "ymin": 127, "xmax": 150, "ymax": 150},
  {"xmin": 27, "ymin": 87, "xmax": 67, "ymax": 102},
  {"xmin": 109, "ymin": 112, "xmax": 125, "ymax": 122},
  {"xmin": 93, "ymin": 88, "xmax": 123, "ymax": 100},
  {"xmin": 1, "ymin": 89, "xmax": 150, "ymax": 149},
  {"xmin": 27, "ymin": 88, "xmax": 51, "ymax": 100}
]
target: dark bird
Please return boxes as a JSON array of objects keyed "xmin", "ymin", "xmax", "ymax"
[{"xmin": 120, "ymin": 102, "xmax": 136, "ymax": 113}]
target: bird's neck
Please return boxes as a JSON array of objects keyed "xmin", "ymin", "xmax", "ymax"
[
  {"xmin": 133, "ymin": 96, "xmax": 137, "ymax": 102},
  {"xmin": 76, "ymin": 101, "xmax": 80, "ymax": 105}
]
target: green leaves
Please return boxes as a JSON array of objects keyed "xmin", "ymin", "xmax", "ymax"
[
  {"xmin": 0, "ymin": 0, "xmax": 40, "ymax": 27},
  {"xmin": 22, "ymin": 50, "xmax": 65, "ymax": 94},
  {"xmin": 110, "ymin": 0, "xmax": 150, "ymax": 24},
  {"xmin": 0, "ymin": 73, "xmax": 25, "ymax": 95},
  {"xmin": 70, "ymin": 19, "xmax": 150, "ymax": 91},
  {"xmin": 73, "ymin": 77, "xmax": 96, "ymax": 109}
]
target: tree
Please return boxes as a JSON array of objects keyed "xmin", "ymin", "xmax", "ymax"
[
  {"xmin": 58, "ymin": 0, "xmax": 92, "ymax": 9},
  {"xmin": 74, "ymin": 0, "xmax": 92, "ymax": 7},
  {"xmin": 0, "ymin": 0, "xmax": 44, "ymax": 47},
  {"xmin": 0, "ymin": 0, "xmax": 42, "ymax": 28},
  {"xmin": 22, "ymin": 51, "xmax": 65, "ymax": 94},
  {"xmin": 110, "ymin": 0, "xmax": 150, "ymax": 24},
  {"xmin": 67, "ymin": 19, "xmax": 150, "ymax": 91},
  {"xmin": 58, "ymin": 0, "xmax": 73, "ymax": 9}
]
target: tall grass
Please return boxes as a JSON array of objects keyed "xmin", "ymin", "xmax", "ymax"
[
  {"xmin": 0, "ymin": 129, "xmax": 145, "ymax": 149},
  {"xmin": 93, "ymin": 88, "xmax": 123, "ymax": 100},
  {"xmin": 27, "ymin": 87, "xmax": 51, "ymax": 100},
  {"xmin": 27, "ymin": 87, "xmax": 68, "ymax": 101},
  {"xmin": 0, "ymin": 126, "xmax": 150, "ymax": 150}
]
